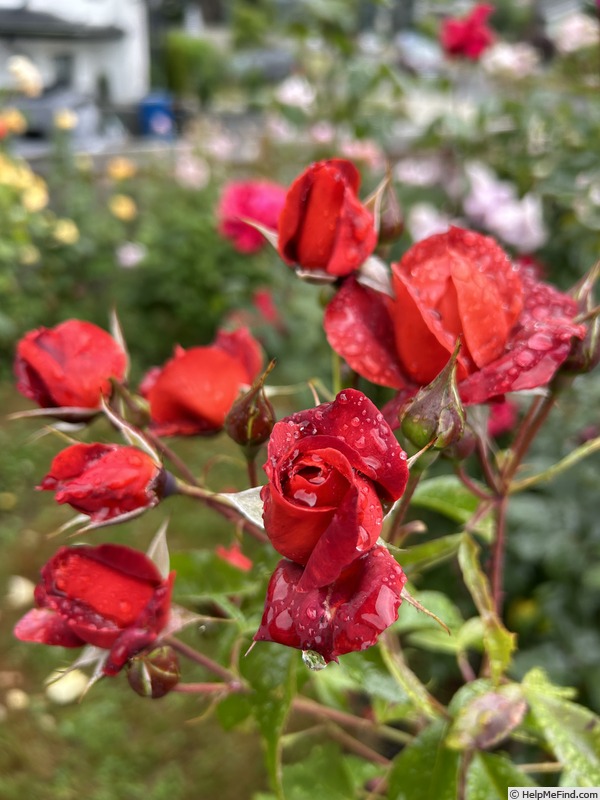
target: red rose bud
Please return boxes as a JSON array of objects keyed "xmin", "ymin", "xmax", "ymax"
[
  {"xmin": 127, "ymin": 646, "xmax": 180, "ymax": 698},
  {"xmin": 14, "ymin": 544, "xmax": 174, "ymax": 675},
  {"xmin": 254, "ymin": 546, "xmax": 407, "ymax": 663},
  {"xmin": 324, "ymin": 228, "xmax": 586, "ymax": 404},
  {"xmin": 278, "ymin": 159, "xmax": 377, "ymax": 277},
  {"xmin": 224, "ymin": 360, "xmax": 276, "ymax": 454},
  {"xmin": 562, "ymin": 264, "xmax": 600, "ymax": 375},
  {"xmin": 14, "ymin": 319, "xmax": 127, "ymax": 412},
  {"xmin": 261, "ymin": 388, "xmax": 408, "ymax": 591},
  {"xmin": 38, "ymin": 443, "xmax": 166, "ymax": 523},
  {"xmin": 141, "ymin": 327, "xmax": 263, "ymax": 437},
  {"xmin": 377, "ymin": 179, "xmax": 404, "ymax": 245},
  {"xmin": 400, "ymin": 341, "xmax": 465, "ymax": 451}
]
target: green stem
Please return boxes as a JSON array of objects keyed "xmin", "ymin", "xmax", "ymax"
[
  {"xmin": 490, "ymin": 494, "xmax": 509, "ymax": 615},
  {"xmin": 510, "ymin": 435, "xmax": 600, "ymax": 494},
  {"xmin": 331, "ymin": 350, "xmax": 343, "ymax": 396}
]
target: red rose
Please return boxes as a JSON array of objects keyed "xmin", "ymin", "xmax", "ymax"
[
  {"xmin": 14, "ymin": 544, "xmax": 174, "ymax": 675},
  {"xmin": 261, "ymin": 388, "xmax": 408, "ymax": 591},
  {"xmin": 38, "ymin": 443, "xmax": 165, "ymax": 523},
  {"xmin": 324, "ymin": 228, "xmax": 586, "ymax": 406},
  {"xmin": 218, "ymin": 179, "xmax": 287, "ymax": 253},
  {"xmin": 142, "ymin": 327, "xmax": 263, "ymax": 436},
  {"xmin": 14, "ymin": 319, "xmax": 127, "ymax": 411},
  {"xmin": 441, "ymin": 4, "xmax": 495, "ymax": 60},
  {"xmin": 254, "ymin": 546, "xmax": 406, "ymax": 663},
  {"xmin": 278, "ymin": 159, "xmax": 377, "ymax": 277}
]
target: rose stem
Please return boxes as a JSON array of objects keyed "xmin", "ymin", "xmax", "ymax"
[
  {"xmin": 292, "ymin": 697, "xmax": 412, "ymax": 746},
  {"xmin": 163, "ymin": 635, "xmax": 241, "ymax": 685},
  {"xmin": 324, "ymin": 724, "xmax": 391, "ymax": 767},
  {"xmin": 145, "ymin": 430, "xmax": 203, "ymax": 487},
  {"xmin": 172, "ymin": 682, "xmax": 242, "ymax": 695},
  {"xmin": 331, "ymin": 350, "xmax": 342, "ymax": 396},
  {"xmin": 246, "ymin": 454, "xmax": 259, "ymax": 488},
  {"xmin": 454, "ymin": 463, "xmax": 493, "ymax": 501},
  {"xmin": 388, "ymin": 470, "xmax": 423, "ymax": 546},
  {"xmin": 490, "ymin": 495, "xmax": 509, "ymax": 615},
  {"xmin": 173, "ymin": 480, "xmax": 268, "ymax": 543}
]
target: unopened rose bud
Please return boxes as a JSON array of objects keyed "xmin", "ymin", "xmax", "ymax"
[
  {"xmin": 224, "ymin": 361, "xmax": 276, "ymax": 454},
  {"xmin": 563, "ymin": 263, "xmax": 600, "ymax": 375},
  {"xmin": 400, "ymin": 342, "xmax": 465, "ymax": 450},
  {"xmin": 377, "ymin": 180, "xmax": 404, "ymax": 245},
  {"xmin": 127, "ymin": 646, "xmax": 180, "ymax": 699}
]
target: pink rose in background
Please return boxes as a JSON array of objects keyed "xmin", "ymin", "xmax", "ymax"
[
  {"xmin": 488, "ymin": 399, "xmax": 518, "ymax": 438},
  {"xmin": 441, "ymin": 4, "xmax": 496, "ymax": 60},
  {"xmin": 217, "ymin": 180, "xmax": 287, "ymax": 253}
]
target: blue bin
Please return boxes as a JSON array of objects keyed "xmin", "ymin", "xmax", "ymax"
[{"xmin": 139, "ymin": 91, "xmax": 175, "ymax": 138}]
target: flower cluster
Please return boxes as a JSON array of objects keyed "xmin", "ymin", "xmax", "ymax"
[
  {"xmin": 255, "ymin": 388, "xmax": 409, "ymax": 662},
  {"xmin": 11, "ymin": 155, "xmax": 592, "ymax": 691}
]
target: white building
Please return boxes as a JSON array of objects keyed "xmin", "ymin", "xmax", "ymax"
[{"xmin": 0, "ymin": 0, "xmax": 149, "ymax": 105}]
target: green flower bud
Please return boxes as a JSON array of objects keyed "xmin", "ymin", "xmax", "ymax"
[
  {"xmin": 563, "ymin": 262, "xmax": 600, "ymax": 375},
  {"xmin": 400, "ymin": 341, "xmax": 465, "ymax": 451},
  {"xmin": 127, "ymin": 646, "xmax": 180, "ymax": 699},
  {"xmin": 224, "ymin": 360, "xmax": 276, "ymax": 455}
]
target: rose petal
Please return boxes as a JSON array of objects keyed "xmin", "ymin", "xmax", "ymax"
[
  {"xmin": 14, "ymin": 608, "xmax": 85, "ymax": 648},
  {"xmin": 324, "ymin": 277, "xmax": 409, "ymax": 390},
  {"xmin": 254, "ymin": 546, "xmax": 406, "ymax": 662}
]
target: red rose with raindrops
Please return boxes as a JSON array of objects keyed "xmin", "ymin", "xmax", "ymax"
[
  {"xmin": 141, "ymin": 327, "xmax": 263, "ymax": 436},
  {"xmin": 261, "ymin": 388, "xmax": 408, "ymax": 592},
  {"xmin": 278, "ymin": 159, "xmax": 377, "ymax": 277},
  {"xmin": 14, "ymin": 319, "xmax": 127, "ymax": 413},
  {"xmin": 254, "ymin": 546, "xmax": 406, "ymax": 663},
  {"xmin": 39, "ymin": 443, "xmax": 166, "ymax": 524},
  {"xmin": 325, "ymin": 227, "xmax": 586, "ymax": 408},
  {"xmin": 14, "ymin": 544, "xmax": 174, "ymax": 675}
]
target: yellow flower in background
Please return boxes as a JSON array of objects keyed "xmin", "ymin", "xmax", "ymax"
[
  {"xmin": 107, "ymin": 156, "xmax": 137, "ymax": 181},
  {"xmin": 109, "ymin": 194, "xmax": 137, "ymax": 221},
  {"xmin": 8, "ymin": 55, "xmax": 42, "ymax": 98},
  {"xmin": 1, "ymin": 107, "xmax": 27, "ymax": 135},
  {"xmin": 53, "ymin": 108, "xmax": 78, "ymax": 131},
  {"xmin": 22, "ymin": 177, "xmax": 48, "ymax": 211},
  {"xmin": 19, "ymin": 244, "xmax": 40, "ymax": 265},
  {"xmin": 0, "ymin": 153, "xmax": 33, "ymax": 189},
  {"xmin": 53, "ymin": 219, "xmax": 80, "ymax": 245},
  {"xmin": 75, "ymin": 153, "xmax": 94, "ymax": 173}
]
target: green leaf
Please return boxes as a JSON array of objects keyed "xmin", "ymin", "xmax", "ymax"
[
  {"xmin": 458, "ymin": 534, "xmax": 516, "ymax": 683},
  {"xmin": 395, "ymin": 590, "xmax": 464, "ymax": 634},
  {"xmin": 411, "ymin": 476, "xmax": 493, "ymax": 539},
  {"xmin": 279, "ymin": 742, "xmax": 381, "ymax": 800},
  {"xmin": 379, "ymin": 639, "xmax": 443, "ymax": 721},
  {"xmin": 314, "ymin": 648, "xmax": 410, "ymax": 707},
  {"xmin": 397, "ymin": 533, "xmax": 463, "ymax": 572},
  {"xmin": 387, "ymin": 721, "xmax": 461, "ymax": 800},
  {"xmin": 522, "ymin": 668, "xmax": 600, "ymax": 785},
  {"xmin": 466, "ymin": 752, "xmax": 536, "ymax": 799},
  {"xmin": 241, "ymin": 643, "xmax": 298, "ymax": 799}
]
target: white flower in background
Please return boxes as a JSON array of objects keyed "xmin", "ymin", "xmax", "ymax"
[
  {"xmin": 275, "ymin": 75, "xmax": 316, "ymax": 110},
  {"xmin": 309, "ymin": 121, "xmax": 336, "ymax": 144},
  {"xmin": 203, "ymin": 129, "xmax": 236, "ymax": 161},
  {"xmin": 481, "ymin": 42, "xmax": 539, "ymax": 79},
  {"xmin": 463, "ymin": 161, "xmax": 516, "ymax": 225},
  {"xmin": 5, "ymin": 575, "xmax": 35, "ymax": 609},
  {"xmin": 463, "ymin": 161, "xmax": 548, "ymax": 253},
  {"xmin": 265, "ymin": 114, "xmax": 298, "ymax": 143},
  {"xmin": 339, "ymin": 137, "xmax": 384, "ymax": 170},
  {"xmin": 174, "ymin": 153, "xmax": 210, "ymax": 190},
  {"xmin": 116, "ymin": 241, "xmax": 147, "ymax": 269},
  {"xmin": 489, "ymin": 193, "xmax": 548, "ymax": 253},
  {"xmin": 406, "ymin": 202, "xmax": 452, "ymax": 242},
  {"xmin": 45, "ymin": 669, "xmax": 89, "ymax": 705},
  {"xmin": 395, "ymin": 155, "xmax": 444, "ymax": 187},
  {"xmin": 553, "ymin": 13, "xmax": 600, "ymax": 54},
  {"xmin": 8, "ymin": 55, "xmax": 42, "ymax": 97}
]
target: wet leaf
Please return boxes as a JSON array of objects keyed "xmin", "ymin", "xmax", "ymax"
[
  {"xmin": 387, "ymin": 721, "xmax": 460, "ymax": 800},
  {"xmin": 466, "ymin": 752, "xmax": 536, "ymax": 799},
  {"xmin": 411, "ymin": 476, "xmax": 493, "ymax": 539}
]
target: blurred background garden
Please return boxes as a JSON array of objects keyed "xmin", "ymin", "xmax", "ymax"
[{"xmin": 1, "ymin": 0, "xmax": 600, "ymax": 797}]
